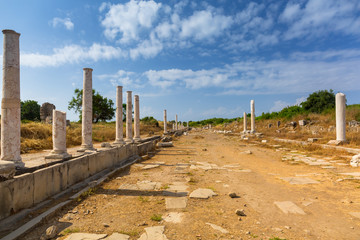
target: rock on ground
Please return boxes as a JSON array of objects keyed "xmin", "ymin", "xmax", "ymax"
[{"xmin": 189, "ymin": 188, "xmax": 217, "ymax": 199}]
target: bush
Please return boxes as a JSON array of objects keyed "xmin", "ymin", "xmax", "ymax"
[
  {"xmin": 301, "ymin": 89, "xmax": 335, "ymax": 113},
  {"xmin": 141, "ymin": 116, "xmax": 159, "ymax": 127}
]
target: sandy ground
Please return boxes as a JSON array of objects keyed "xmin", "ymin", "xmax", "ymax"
[{"xmin": 22, "ymin": 130, "xmax": 360, "ymax": 240}]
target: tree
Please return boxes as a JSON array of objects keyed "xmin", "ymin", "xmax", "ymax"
[
  {"xmin": 21, "ymin": 100, "xmax": 40, "ymax": 121},
  {"xmin": 301, "ymin": 89, "xmax": 335, "ymax": 113},
  {"xmin": 68, "ymin": 88, "xmax": 115, "ymax": 123}
]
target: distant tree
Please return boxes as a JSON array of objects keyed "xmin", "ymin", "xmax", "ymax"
[
  {"xmin": 141, "ymin": 116, "xmax": 159, "ymax": 127},
  {"xmin": 68, "ymin": 88, "xmax": 115, "ymax": 123},
  {"xmin": 301, "ymin": 89, "xmax": 335, "ymax": 113},
  {"xmin": 21, "ymin": 100, "xmax": 40, "ymax": 121}
]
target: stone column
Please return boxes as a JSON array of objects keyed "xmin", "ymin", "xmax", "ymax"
[
  {"xmin": 78, "ymin": 68, "xmax": 95, "ymax": 152},
  {"xmin": 163, "ymin": 110, "xmax": 167, "ymax": 134},
  {"xmin": 113, "ymin": 86, "xmax": 125, "ymax": 145},
  {"xmin": 172, "ymin": 123, "xmax": 175, "ymax": 130},
  {"xmin": 187, "ymin": 122, "xmax": 189, "ymax": 128},
  {"xmin": 175, "ymin": 115, "xmax": 178, "ymax": 130},
  {"xmin": 243, "ymin": 112, "xmax": 247, "ymax": 133},
  {"xmin": 46, "ymin": 110, "xmax": 71, "ymax": 159},
  {"xmin": 250, "ymin": 100, "xmax": 255, "ymax": 133},
  {"xmin": 336, "ymin": 93, "xmax": 346, "ymax": 142},
  {"xmin": 134, "ymin": 95, "xmax": 140, "ymax": 141},
  {"xmin": 125, "ymin": 91, "xmax": 133, "ymax": 143},
  {"xmin": 0, "ymin": 30, "xmax": 22, "ymax": 178}
]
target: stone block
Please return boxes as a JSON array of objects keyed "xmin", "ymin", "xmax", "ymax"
[
  {"xmin": 33, "ymin": 166, "xmax": 57, "ymax": 204},
  {"xmin": 12, "ymin": 173, "xmax": 34, "ymax": 212},
  {"xmin": 67, "ymin": 155, "xmax": 89, "ymax": 186},
  {"xmin": 51, "ymin": 163, "xmax": 68, "ymax": 192},
  {"xmin": 299, "ymin": 120, "xmax": 307, "ymax": 126},
  {"xmin": 0, "ymin": 179, "xmax": 14, "ymax": 219}
]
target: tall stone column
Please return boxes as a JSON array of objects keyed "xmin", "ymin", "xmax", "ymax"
[
  {"xmin": 113, "ymin": 86, "xmax": 125, "ymax": 145},
  {"xmin": 243, "ymin": 112, "xmax": 247, "ymax": 133},
  {"xmin": 78, "ymin": 68, "xmax": 95, "ymax": 152},
  {"xmin": 336, "ymin": 93, "xmax": 346, "ymax": 142},
  {"xmin": 163, "ymin": 110, "xmax": 167, "ymax": 134},
  {"xmin": 0, "ymin": 29, "xmax": 22, "ymax": 178},
  {"xmin": 46, "ymin": 110, "xmax": 71, "ymax": 160},
  {"xmin": 125, "ymin": 91, "xmax": 133, "ymax": 143},
  {"xmin": 250, "ymin": 100, "xmax": 255, "ymax": 133},
  {"xmin": 187, "ymin": 121, "xmax": 189, "ymax": 128},
  {"xmin": 175, "ymin": 115, "xmax": 178, "ymax": 130},
  {"xmin": 134, "ymin": 95, "xmax": 140, "ymax": 141}
]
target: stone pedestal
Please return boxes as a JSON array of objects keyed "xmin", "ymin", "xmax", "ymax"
[
  {"xmin": 125, "ymin": 91, "xmax": 133, "ymax": 143},
  {"xmin": 134, "ymin": 95, "xmax": 140, "ymax": 142},
  {"xmin": 163, "ymin": 110, "xmax": 167, "ymax": 134},
  {"xmin": 1, "ymin": 29, "xmax": 24, "ymax": 172},
  {"xmin": 45, "ymin": 110, "xmax": 71, "ymax": 160},
  {"xmin": 113, "ymin": 86, "xmax": 125, "ymax": 145},
  {"xmin": 175, "ymin": 115, "xmax": 178, "ymax": 130},
  {"xmin": 250, "ymin": 100, "xmax": 255, "ymax": 133},
  {"xmin": 243, "ymin": 112, "xmax": 247, "ymax": 133},
  {"xmin": 336, "ymin": 92, "xmax": 346, "ymax": 142},
  {"xmin": 78, "ymin": 68, "xmax": 96, "ymax": 152}
]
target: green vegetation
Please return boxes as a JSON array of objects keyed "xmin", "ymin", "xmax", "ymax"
[
  {"xmin": 21, "ymin": 100, "xmax": 40, "ymax": 121},
  {"xmin": 189, "ymin": 117, "xmax": 240, "ymax": 127},
  {"xmin": 150, "ymin": 214, "xmax": 162, "ymax": 221},
  {"xmin": 61, "ymin": 228, "xmax": 80, "ymax": 236},
  {"xmin": 301, "ymin": 89, "xmax": 335, "ymax": 113},
  {"xmin": 269, "ymin": 237, "xmax": 287, "ymax": 240},
  {"xmin": 141, "ymin": 116, "xmax": 159, "ymax": 127},
  {"xmin": 68, "ymin": 88, "xmax": 115, "ymax": 123}
]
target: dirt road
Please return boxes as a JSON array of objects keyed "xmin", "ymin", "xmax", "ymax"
[{"xmin": 25, "ymin": 130, "xmax": 360, "ymax": 239}]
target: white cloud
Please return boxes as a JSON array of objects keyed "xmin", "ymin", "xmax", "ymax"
[
  {"xmin": 180, "ymin": 10, "xmax": 233, "ymax": 40},
  {"xmin": 130, "ymin": 33, "xmax": 163, "ymax": 59},
  {"xmin": 202, "ymin": 106, "xmax": 243, "ymax": 118},
  {"xmin": 51, "ymin": 17, "xmax": 74, "ymax": 30},
  {"xmin": 21, "ymin": 43, "xmax": 126, "ymax": 67},
  {"xmin": 270, "ymin": 100, "xmax": 290, "ymax": 112},
  {"xmin": 100, "ymin": 0, "xmax": 161, "ymax": 43},
  {"xmin": 279, "ymin": 3, "xmax": 301, "ymax": 22},
  {"xmin": 295, "ymin": 96, "xmax": 307, "ymax": 105}
]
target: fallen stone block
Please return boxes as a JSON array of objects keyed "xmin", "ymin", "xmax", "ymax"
[
  {"xmin": 189, "ymin": 188, "xmax": 217, "ymax": 199},
  {"xmin": 64, "ymin": 233, "xmax": 108, "ymax": 240},
  {"xmin": 206, "ymin": 223, "xmax": 229, "ymax": 234},
  {"xmin": 157, "ymin": 142, "xmax": 174, "ymax": 147},
  {"xmin": 274, "ymin": 201, "xmax": 306, "ymax": 215},
  {"xmin": 350, "ymin": 154, "xmax": 360, "ymax": 167}
]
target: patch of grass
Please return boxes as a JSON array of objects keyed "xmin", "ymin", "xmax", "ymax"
[
  {"xmin": 150, "ymin": 214, "xmax": 162, "ymax": 221},
  {"xmin": 188, "ymin": 177, "xmax": 197, "ymax": 185},
  {"xmin": 161, "ymin": 184, "xmax": 170, "ymax": 190},
  {"xmin": 77, "ymin": 187, "xmax": 97, "ymax": 202},
  {"xmin": 207, "ymin": 186, "xmax": 216, "ymax": 191},
  {"xmin": 269, "ymin": 237, "xmax": 287, "ymax": 240},
  {"xmin": 61, "ymin": 228, "xmax": 80, "ymax": 236},
  {"xmin": 186, "ymin": 172, "xmax": 194, "ymax": 176},
  {"xmin": 138, "ymin": 196, "xmax": 149, "ymax": 203}
]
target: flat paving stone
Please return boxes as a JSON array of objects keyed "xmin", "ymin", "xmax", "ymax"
[
  {"xmin": 206, "ymin": 223, "xmax": 229, "ymax": 234},
  {"xmin": 105, "ymin": 233, "xmax": 130, "ymax": 240},
  {"xmin": 340, "ymin": 172, "xmax": 360, "ymax": 177},
  {"xmin": 138, "ymin": 226, "xmax": 168, "ymax": 240},
  {"xmin": 349, "ymin": 212, "xmax": 360, "ymax": 219},
  {"xmin": 321, "ymin": 166, "xmax": 336, "ymax": 169},
  {"xmin": 274, "ymin": 201, "xmax": 306, "ymax": 215},
  {"xmin": 64, "ymin": 233, "xmax": 108, "ymax": 240},
  {"xmin": 280, "ymin": 177, "xmax": 319, "ymax": 184},
  {"xmin": 168, "ymin": 182, "xmax": 188, "ymax": 192},
  {"xmin": 163, "ymin": 212, "xmax": 184, "ymax": 223},
  {"xmin": 189, "ymin": 188, "xmax": 217, "ymax": 199},
  {"xmin": 165, "ymin": 197, "xmax": 187, "ymax": 209},
  {"xmin": 118, "ymin": 181, "xmax": 162, "ymax": 191}
]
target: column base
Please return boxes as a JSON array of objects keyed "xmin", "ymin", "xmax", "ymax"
[
  {"xmin": 125, "ymin": 138, "xmax": 134, "ymax": 144},
  {"xmin": 250, "ymin": 130, "xmax": 256, "ymax": 134},
  {"xmin": 113, "ymin": 139, "xmax": 126, "ymax": 146},
  {"xmin": 77, "ymin": 144, "xmax": 97, "ymax": 152},
  {"xmin": 0, "ymin": 160, "xmax": 16, "ymax": 180},
  {"xmin": 134, "ymin": 137, "xmax": 141, "ymax": 143},
  {"xmin": 45, "ymin": 151, "xmax": 72, "ymax": 160}
]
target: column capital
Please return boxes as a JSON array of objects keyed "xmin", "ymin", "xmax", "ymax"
[
  {"xmin": 2, "ymin": 29, "xmax": 20, "ymax": 36},
  {"xmin": 83, "ymin": 68, "xmax": 93, "ymax": 71}
]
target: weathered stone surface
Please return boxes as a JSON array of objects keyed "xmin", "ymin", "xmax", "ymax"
[
  {"xmin": 274, "ymin": 201, "xmax": 306, "ymax": 215},
  {"xmin": 228, "ymin": 192, "xmax": 239, "ymax": 198},
  {"xmin": 134, "ymin": 95, "xmax": 140, "ymax": 141},
  {"xmin": 0, "ymin": 160, "xmax": 15, "ymax": 180},
  {"xmin": 114, "ymin": 86, "xmax": 125, "ymax": 145},
  {"xmin": 298, "ymin": 120, "xmax": 307, "ymax": 126},
  {"xmin": 64, "ymin": 233, "xmax": 107, "ymax": 240},
  {"xmin": 307, "ymin": 138, "xmax": 319, "ymax": 143},
  {"xmin": 340, "ymin": 172, "xmax": 360, "ymax": 177},
  {"xmin": 336, "ymin": 93, "xmax": 346, "ymax": 142},
  {"xmin": 163, "ymin": 212, "xmax": 183, "ymax": 223},
  {"xmin": 235, "ymin": 209, "xmax": 246, "ymax": 216},
  {"xmin": 40, "ymin": 102, "xmax": 56, "ymax": 123},
  {"xmin": 157, "ymin": 142, "xmax": 174, "ymax": 147},
  {"xmin": 163, "ymin": 110, "xmax": 167, "ymax": 134},
  {"xmin": 327, "ymin": 140, "xmax": 343, "ymax": 146},
  {"xmin": 206, "ymin": 223, "xmax": 229, "ymax": 234},
  {"xmin": 100, "ymin": 142, "xmax": 112, "ymax": 148},
  {"xmin": 349, "ymin": 212, "xmax": 360, "ymax": 219},
  {"xmin": 350, "ymin": 154, "xmax": 360, "ymax": 167},
  {"xmin": 280, "ymin": 177, "xmax": 319, "ymax": 184},
  {"xmin": 125, "ymin": 91, "xmax": 133, "ymax": 143},
  {"xmin": 105, "ymin": 233, "xmax": 130, "ymax": 240},
  {"xmin": 165, "ymin": 197, "xmax": 187, "ymax": 209},
  {"xmin": 189, "ymin": 188, "xmax": 217, "ymax": 199},
  {"xmin": 138, "ymin": 226, "xmax": 168, "ymax": 240},
  {"xmin": 250, "ymin": 100, "xmax": 255, "ymax": 133}
]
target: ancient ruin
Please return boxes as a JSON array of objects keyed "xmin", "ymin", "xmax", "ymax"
[
  {"xmin": 164, "ymin": 109, "xmax": 167, "ymax": 133},
  {"xmin": 40, "ymin": 102, "xmax": 56, "ymax": 123},
  {"xmin": 250, "ymin": 100, "xmax": 255, "ymax": 133},
  {"xmin": 336, "ymin": 92, "xmax": 346, "ymax": 142},
  {"xmin": 125, "ymin": 91, "xmax": 133, "ymax": 143},
  {"xmin": 134, "ymin": 95, "xmax": 140, "ymax": 142},
  {"xmin": 113, "ymin": 86, "xmax": 125, "ymax": 145}
]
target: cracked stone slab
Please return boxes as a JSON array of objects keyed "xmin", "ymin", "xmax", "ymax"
[
  {"xmin": 105, "ymin": 233, "xmax": 130, "ymax": 240},
  {"xmin": 349, "ymin": 212, "xmax": 360, "ymax": 219},
  {"xmin": 138, "ymin": 226, "xmax": 168, "ymax": 240},
  {"xmin": 118, "ymin": 181, "xmax": 162, "ymax": 191},
  {"xmin": 206, "ymin": 223, "xmax": 229, "ymax": 234},
  {"xmin": 280, "ymin": 177, "xmax": 319, "ymax": 184},
  {"xmin": 189, "ymin": 188, "xmax": 217, "ymax": 199},
  {"xmin": 163, "ymin": 212, "xmax": 184, "ymax": 223},
  {"xmin": 165, "ymin": 197, "xmax": 187, "ymax": 209},
  {"xmin": 168, "ymin": 182, "xmax": 188, "ymax": 192},
  {"xmin": 64, "ymin": 233, "xmax": 108, "ymax": 240},
  {"xmin": 274, "ymin": 201, "xmax": 306, "ymax": 215}
]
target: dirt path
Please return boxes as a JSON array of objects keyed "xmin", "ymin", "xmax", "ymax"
[{"xmin": 24, "ymin": 130, "xmax": 360, "ymax": 240}]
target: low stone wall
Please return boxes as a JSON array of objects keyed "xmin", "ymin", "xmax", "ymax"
[{"xmin": 0, "ymin": 137, "xmax": 159, "ymax": 221}]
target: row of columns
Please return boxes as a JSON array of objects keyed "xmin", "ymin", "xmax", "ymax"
[
  {"xmin": 162, "ymin": 111, "xmax": 189, "ymax": 134},
  {"xmin": 243, "ymin": 99, "xmax": 256, "ymax": 133}
]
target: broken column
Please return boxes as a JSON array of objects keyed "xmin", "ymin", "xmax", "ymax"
[
  {"xmin": 134, "ymin": 95, "xmax": 140, "ymax": 142},
  {"xmin": 243, "ymin": 112, "xmax": 247, "ymax": 133},
  {"xmin": 187, "ymin": 121, "xmax": 189, "ymax": 128},
  {"xmin": 78, "ymin": 68, "xmax": 95, "ymax": 152},
  {"xmin": 175, "ymin": 115, "xmax": 178, "ymax": 130},
  {"xmin": 163, "ymin": 110, "xmax": 167, "ymax": 134},
  {"xmin": 336, "ymin": 92, "xmax": 346, "ymax": 142},
  {"xmin": 113, "ymin": 86, "xmax": 125, "ymax": 145},
  {"xmin": 0, "ymin": 29, "xmax": 22, "ymax": 178},
  {"xmin": 45, "ymin": 110, "xmax": 71, "ymax": 160},
  {"xmin": 125, "ymin": 91, "xmax": 133, "ymax": 143},
  {"xmin": 250, "ymin": 100, "xmax": 255, "ymax": 133}
]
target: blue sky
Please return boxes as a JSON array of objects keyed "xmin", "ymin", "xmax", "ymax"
[{"xmin": 0, "ymin": 0, "xmax": 359, "ymax": 122}]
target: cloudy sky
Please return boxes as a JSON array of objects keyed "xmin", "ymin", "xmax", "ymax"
[{"xmin": 0, "ymin": 0, "xmax": 359, "ymax": 121}]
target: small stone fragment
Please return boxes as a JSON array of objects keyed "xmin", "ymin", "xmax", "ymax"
[
  {"xmin": 228, "ymin": 192, "xmax": 239, "ymax": 198},
  {"xmin": 235, "ymin": 209, "xmax": 246, "ymax": 216}
]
